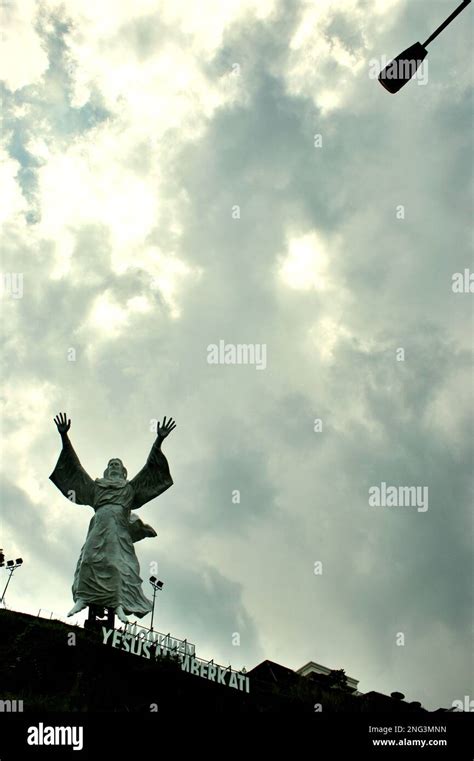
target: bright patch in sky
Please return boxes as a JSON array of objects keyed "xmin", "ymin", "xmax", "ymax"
[{"xmin": 278, "ymin": 232, "xmax": 331, "ymax": 291}]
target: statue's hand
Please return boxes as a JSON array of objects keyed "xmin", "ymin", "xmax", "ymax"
[
  {"xmin": 156, "ymin": 416, "xmax": 176, "ymax": 442},
  {"xmin": 54, "ymin": 412, "xmax": 71, "ymax": 435}
]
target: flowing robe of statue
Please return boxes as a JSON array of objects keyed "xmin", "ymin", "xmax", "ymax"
[{"xmin": 49, "ymin": 436, "xmax": 173, "ymax": 618}]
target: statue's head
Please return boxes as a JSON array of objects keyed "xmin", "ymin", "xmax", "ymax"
[{"xmin": 104, "ymin": 458, "xmax": 127, "ymax": 480}]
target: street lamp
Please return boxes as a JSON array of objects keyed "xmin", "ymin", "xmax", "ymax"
[
  {"xmin": 0, "ymin": 557, "xmax": 23, "ymax": 607},
  {"xmin": 379, "ymin": 0, "xmax": 472, "ymax": 93},
  {"xmin": 149, "ymin": 575, "xmax": 164, "ymax": 632}
]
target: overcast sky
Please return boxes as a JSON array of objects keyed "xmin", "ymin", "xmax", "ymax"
[{"xmin": 1, "ymin": 0, "xmax": 472, "ymax": 710}]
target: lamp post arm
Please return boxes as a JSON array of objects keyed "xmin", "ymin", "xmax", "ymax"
[
  {"xmin": 423, "ymin": 0, "xmax": 471, "ymax": 47},
  {"xmin": 1, "ymin": 568, "xmax": 14, "ymax": 605}
]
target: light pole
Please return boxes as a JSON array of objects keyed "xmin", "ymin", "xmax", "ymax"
[
  {"xmin": 0, "ymin": 557, "xmax": 23, "ymax": 607},
  {"xmin": 379, "ymin": 0, "xmax": 472, "ymax": 93},
  {"xmin": 149, "ymin": 575, "xmax": 164, "ymax": 632}
]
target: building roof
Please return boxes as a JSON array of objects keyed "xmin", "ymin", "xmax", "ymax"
[{"xmin": 297, "ymin": 661, "xmax": 359, "ymax": 692}]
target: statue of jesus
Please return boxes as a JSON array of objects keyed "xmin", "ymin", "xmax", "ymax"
[{"xmin": 49, "ymin": 412, "xmax": 176, "ymax": 623}]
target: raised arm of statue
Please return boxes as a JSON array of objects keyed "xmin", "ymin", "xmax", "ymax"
[
  {"xmin": 129, "ymin": 416, "xmax": 175, "ymax": 509},
  {"xmin": 49, "ymin": 412, "xmax": 95, "ymax": 506}
]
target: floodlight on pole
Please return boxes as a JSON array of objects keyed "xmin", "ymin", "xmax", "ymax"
[
  {"xmin": 379, "ymin": 0, "xmax": 472, "ymax": 93},
  {"xmin": 149, "ymin": 575, "xmax": 164, "ymax": 632},
  {"xmin": 0, "ymin": 557, "xmax": 24, "ymax": 607}
]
